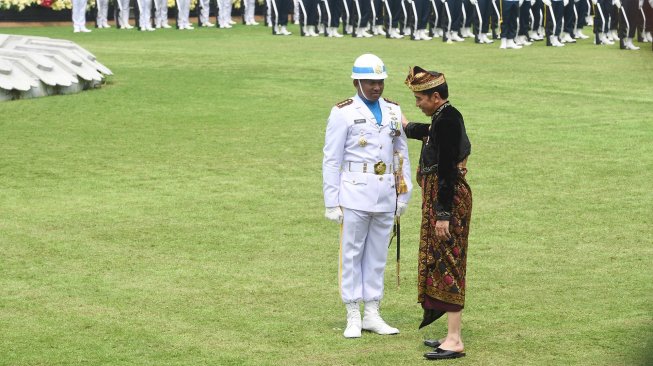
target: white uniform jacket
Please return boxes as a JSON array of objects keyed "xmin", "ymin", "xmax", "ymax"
[{"xmin": 323, "ymin": 95, "xmax": 412, "ymax": 213}]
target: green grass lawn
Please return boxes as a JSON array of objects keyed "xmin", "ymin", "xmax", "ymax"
[{"xmin": 1, "ymin": 24, "xmax": 652, "ymax": 365}]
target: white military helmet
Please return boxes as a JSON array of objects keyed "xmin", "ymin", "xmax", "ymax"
[{"xmin": 351, "ymin": 54, "xmax": 388, "ymax": 80}]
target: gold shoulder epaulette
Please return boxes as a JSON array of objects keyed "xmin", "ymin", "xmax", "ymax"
[
  {"xmin": 336, "ymin": 98, "xmax": 353, "ymax": 108},
  {"xmin": 383, "ymin": 97, "xmax": 400, "ymax": 106}
]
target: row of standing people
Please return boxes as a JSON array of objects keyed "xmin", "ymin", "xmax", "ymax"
[
  {"xmin": 272, "ymin": 0, "xmax": 652, "ymax": 49},
  {"xmin": 72, "ymin": 0, "xmax": 259, "ymax": 32},
  {"xmin": 71, "ymin": 0, "xmax": 653, "ymax": 50}
]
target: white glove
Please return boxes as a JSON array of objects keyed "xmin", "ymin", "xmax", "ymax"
[
  {"xmin": 591, "ymin": 0, "xmax": 597, "ymax": 4},
  {"xmin": 613, "ymin": 0, "xmax": 621, "ymax": 7},
  {"xmin": 542, "ymin": 0, "xmax": 551, "ymax": 6},
  {"xmin": 649, "ymin": 0, "xmax": 652, "ymax": 8},
  {"xmin": 563, "ymin": 0, "xmax": 569, "ymax": 6},
  {"xmin": 639, "ymin": 0, "xmax": 643, "ymax": 8},
  {"xmin": 469, "ymin": 0, "xmax": 478, "ymax": 4},
  {"xmin": 325, "ymin": 207, "xmax": 343, "ymax": 224},
  {"xmin": 395, "ymin": 202, "xmax": 408, "ymax": 217},
  {"xmin": 530, "ymin": 0, "xmax": 535, "ymax": 5},
  {"xmin": 519, "ymin": 0, "xmax": 524, "ymax": 6}
]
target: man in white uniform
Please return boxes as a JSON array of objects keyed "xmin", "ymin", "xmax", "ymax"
[
  {"xmin": 198, "ymin": 0, "xmax": 215, "ymax": 26},
  {"xmin": 154, "ymin": 0, "xmax": 172, "ymax": 28},
  {"xmin": 177, "ymin": 0, "xmax": 194, "ymax": 29},
  {"xmin": 96, "ymin": 0, "xmax": 111, "ymax": 28},
  {"xmin": 117, "ymin": 0, "xmax": 134, "ymax": 29},
  {"xmin": 72, "ymin": 0, "xmax": 92, "ymax": 32},
  {"xmin": 218, "ymin": 0, "xmax": 236, "ymax": 28},
  {"xmin": 323, "ymin": 54, "xmax": 412, "ymax": 339}
]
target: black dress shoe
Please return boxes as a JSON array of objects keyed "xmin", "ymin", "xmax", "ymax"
[
  {"xmin": 424, "ymin": 348, "xmax": 466, "ymax": 360},
  {"xmin": 423, "ymin": 339, "xmax": 441, "ymax": 348}
]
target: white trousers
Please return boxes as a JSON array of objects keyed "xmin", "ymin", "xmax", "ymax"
[
  {"xmin": 218, "ymin": 0, "xmax": 233, "ymax": 26},
  {"xmin": 72, "ymin": 0, "xmax": 87, "ymax": 28},
  {"xmin": 154, "ymin": 0, "xmax": 169, "ymax": 26},
  {"xmin": 199, "ymin": 0, "xmax": 211, "ymax": 23},
  {"xmin": 117, "ymin": 0, "xmax": 131, "ymax": 27},
  {"xmin": 138, "ymin": 0, "xmax": 153, "ymax": 28},
  {"xmin": 340, "ymin": 208, "xmax": 394, "ymax": 303},
  {"xmin": 96, "ymin": 0, "xmax": 109, "ymax": 25},
  {"xmin": 243, "ymin": 0, "xmax": 256, "ymax": 22},
  {"xmin": 176, "ymin": 0, "xmax": 191, "ymax": 27}
]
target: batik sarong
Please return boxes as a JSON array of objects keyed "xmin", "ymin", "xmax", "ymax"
[{"xmin": 417, "ymin": 168, "xmax": 472, "ymax": 318}]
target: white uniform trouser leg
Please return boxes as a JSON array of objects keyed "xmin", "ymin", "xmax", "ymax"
[
  {"xmin": 178, "ymin": 0, "xmax": 190, "ymax": 27},
  {"xmin": 294, "ymin": 0, "xmax": 301, "ymax": 22},
  {"xmin": 96, "ymin": 0, "xmax": 109, "ymax": 26},
  {"xmin": 266, "ymin": 0, "xmax": 272, "ymax": 25},
  {"xmin": 72, "ymin": 0, "xmax": 87, "ymax": 29},
  {"xmin": 118, "ymin": 0, "xmax": 131, "ymax": 27},
  {"xmin": 199, "ymin": 0, "xmax": 210, "ymax": 24},
  {"xmin": 219, "ymin": 0, "xmax": 233, "ymax": 26},
  {"xmin": 340, "ymin": 208, "xmax": 394, "ymax": 303},
  {"xmin": 154, "ymin": 0, "xmax": 168, "ymax": 26},
  {"xmin": 245, "ymin": 0, "xmax": 256, "ymax": 22},
  {"xmin": 139, "ymin": 0, "xmax": 153, "ymax": 28}
]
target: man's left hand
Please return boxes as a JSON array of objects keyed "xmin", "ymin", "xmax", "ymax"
[{"xmin": 435, "ymin": 220, "xmax": 451, "ymax": 241}]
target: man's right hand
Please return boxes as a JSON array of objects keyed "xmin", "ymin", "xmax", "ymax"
[{"xmin": 325, "ymin": 207, "xmax": 343, "ymax": 224}]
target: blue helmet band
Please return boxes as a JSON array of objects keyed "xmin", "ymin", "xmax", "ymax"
[{"xmin": 352, "ymin": 66, "xmax": 387, "ymax": 74}]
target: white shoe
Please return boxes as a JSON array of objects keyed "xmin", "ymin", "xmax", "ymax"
[
  {"xmin": 229, "ymin": 20, "xmax": 236, "ymax": 25},
  {"xmin": 317, "ymin": 24, "xmax": 325, "ymax": 34},
  {"xmin": 219, "ymin": 24, "xmax": 232, "ymax": 29},
  {"xmin": 346, "ymin": 25, "xmax": 353, "ymax": 34},
  {"xmin": 162, "ymin": 23, "xmax": 172, "ymax": 29},
  {"xmin": 361, "ymin": 300, "xmax": 399, "ymax": 335},
  {"xmin": 373, "ymin": 25, "xmax": 386, "ymax": 36},
  {"xmin": 185, "ymin": 25, "xmax": 195, "ymax": 30},
  {"xmin": 124, "ymin": 24, "xmax": 134, "ymax": 29},
  {"xmin": 308, "ymin": 25, "xmax": 319, "ymax": 36},
  {"xmin": 389, "ymin": 28, "xmax": 403, "ymax": 38},
  {"xmin": 499, "ymin": 37, "xmax": 507, "ymax": 48},
  {"xmin": 327, "ymin": 27, "xmax": 344, "ymax": 37},
  {"xmin": 355, "ymin": 27, "xmax": 373, "ymax": 38},
  {"xmin": 344, "ymin": 302, "xmax": 362, "ymax": 338},
  {"xmin": 480, "ymin": 33, "xmax": 494, "ymax": 43},
  {"xmin": 420, "ymin": 29, "xmax": 432, "ymax": 40},
  {"xmin": 147, "ymin": 26, "xmax": 155, "ymax": 31},
  {"xmin": 624, "ymin": 38, "xmax": 640, "ymax": 50},
  {"xmin": 528, "ymin": 30, "xmax": 543, "ymax": 40},
  {"xmin": 250, "ymin": 21, "xmax": 260, "ymax": 25},
  {"xmin": 279, "ymin": 26, "xmax": 292, "ymax": 35},
  {"xmin": 413, "ymin": 29, "xmax": 422, "ymax": 40},
  {"xmin": 550, "ymin": 35, "xmax": 565, "ymax": 47},
  {"xmin": 644, "ymin": 32, "xmax": 652, "ymax": 42},
  {"xmin": 434, "ymin": 28, "xmax": 443, "ymax": 37},
  {"xmin": 506, "ymin": 38, "xmax": 522, "ymax": 49},
  {"xmin": 601, "ymin": 33, "xmax": 615, "ymax": 45},
  {"xmin": 460, "ymin": 27, "xmax": 473, "ymax": 37},
  {"xmin": 202, "ymin": 22, "xmax": 215, "ymax": 27},
  {"xmin": 610, "ymin": 29, "xmax": 619, "ymax": 41},
  {"xmin": 450, "ymin": 31, "xmax": 464, "ymax": 42},
  {"xmin": 585, "ymin": 16, "xmax": 593, "ymax": 26},
  {"xmin": 575, "ymin": 29, "xmax": 589, "ymax": 39},
  {"xmin": 560, "ymin": 32, "xmax": 575, "ymax": 43},
  {"xmin": 515, "ymin": 35, "xmax": 531, "ymax": 46}
]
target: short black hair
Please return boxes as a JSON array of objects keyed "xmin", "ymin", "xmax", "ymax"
[{"xmin": 420, "ymin": 77, "xmax": 448, "ymax": 100}]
